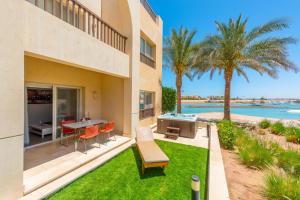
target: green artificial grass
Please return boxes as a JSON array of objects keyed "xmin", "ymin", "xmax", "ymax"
[{"xmin": 47, "ymin": 140, "xmax": 208, "ymax": 200}]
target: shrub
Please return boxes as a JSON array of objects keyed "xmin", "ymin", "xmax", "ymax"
[
  {"xmin": 263, "ymin": 171, "xmax": 300, "ymax": 200},
  {"xmin": 237, "ymin": 136, "xmax": 273, "ymax": 169},
  {"xmin": 259, "ymin": 120, "xmax": 271, "ymax": 129},
  {"xmin": 265, "ymin": 141, "xmax": 283, "ymax": 157},
  {"xmin": 235, "ymin": 129, "xmax": 250, "ymax": 148},
  {"xmin": 217, "ymin": 120, "xmax": 236, "ymax": 150},
  {"xmin": 270, "ymin": 122, "xmax": 285, "ymax": 135},
  {"xmin": 277, "ymin": 150, "xmax": 300, "ymax": 178},
  {"xmin": 162, "ymin": 87, "xmax": 176, "ymax": 113},
  {"xmin": 285, "ymin": 127, "xmax": 300, "ymax": 144},
  {"xmin": 258, "ymin": 129, "xmax": 266, "ymax": 135}
]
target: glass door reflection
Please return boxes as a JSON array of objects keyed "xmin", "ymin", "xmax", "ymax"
[{"xmin": 56, "ymin": 87, "xmax": 80, "ymax": 139}]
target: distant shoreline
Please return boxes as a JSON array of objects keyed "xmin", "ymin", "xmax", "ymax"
[
  {"xmin": 196, "ymin": 112, "xmax": 300, "ymax": 125},
  {"xmin": 181, "ymin": 99, "xmax": 300, "ymax": 104},
  {"xmin": 187, "ymin": 105, "xmax": 289, "ymax": 109}
]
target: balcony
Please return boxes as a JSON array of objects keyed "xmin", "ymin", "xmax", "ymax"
[
  {"xmin": 140, "ymin": 0, "xmax": 157, "ymax": 22},
  {"xmin": 140, "ymin": 53, "xmax": 156, "ymax": 68},
  {"xmin": 24, "ymin": 0, "xmax": 130, "ymax": 78},
  {"xmin": 26, "ymin": 0, "xmax": 127, "ymax": 53}
]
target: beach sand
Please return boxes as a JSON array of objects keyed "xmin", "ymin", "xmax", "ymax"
[{"xmin": 196, "ymin": 112, "xmax": 300, "ymax": 126}]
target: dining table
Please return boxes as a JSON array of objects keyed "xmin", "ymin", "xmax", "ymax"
[{"xmin": 62, "ymin": 119, "xmax": 107, "ymax": 151}]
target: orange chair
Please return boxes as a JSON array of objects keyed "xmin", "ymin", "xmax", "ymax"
[
  {"xmin": 100, "ymin": 121, "xmax": 116, "ymax": 142},
  {"xmin": 78, "ymin": 125, "xmax": 100, "ymax": 153},
  {"xmin": 61, "ymin": 120, "xmax": 76, "ymax": 145}
]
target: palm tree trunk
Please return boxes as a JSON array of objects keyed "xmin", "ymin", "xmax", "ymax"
[
  {"xmin": 176, "ymin": 74, "xmax": 182, "ymax": 114},
  {"xmin": 224, "ymin": 71, "xmax": 232, "ymax": 120}
]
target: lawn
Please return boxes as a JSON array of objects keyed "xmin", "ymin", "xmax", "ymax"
[{"xmin": 48, "ymin": 140, "xmax": 208, "ymax": 200}]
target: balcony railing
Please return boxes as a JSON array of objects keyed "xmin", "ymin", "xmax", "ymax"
[
  {"xmin": 140, "ymin": 0, "xmax": 157, "ymax": 22},
  {"xmin": 26, "ymin": 0, "xmax": 127, "ymax": 53},
  {"xmin": 140, "ymin": 53, "xmax": 156, "ymax": 68},
  {"xmin": 139, "ymin": 108, "xmax": 155, "ymax": 120}
]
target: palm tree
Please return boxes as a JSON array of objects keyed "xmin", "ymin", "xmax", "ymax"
[
  {"xmin": 195, "ymin": 16, "xmax": 298, "ymax": 120},
  {"xmin": 164, "ymin": 27, "xmax": 199, "ymax": 113}
]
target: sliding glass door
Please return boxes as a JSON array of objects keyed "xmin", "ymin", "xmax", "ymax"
[{"xmin": 55, "ymin": 87, "xmax": 81, "ymax": 139}]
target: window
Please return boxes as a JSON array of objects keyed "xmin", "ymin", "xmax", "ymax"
[
  {"xmin": 140, "ymin": 37, "xmax": 156, "ymax": 68},
  {"xmin": 139, "ymin": 91, "xmax": 155, "ymax": 120},
  {"xmin": 140, "ymin": 37, "xmax": 154, "ymax": 59},
  {"xmin": 140, "ymin": 38, "xmax": 146, "ymax": 55}
]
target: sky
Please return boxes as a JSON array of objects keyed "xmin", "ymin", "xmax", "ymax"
[{"xmin": 148, "ymin": 0, "xmax": 300, "ymax": 99}]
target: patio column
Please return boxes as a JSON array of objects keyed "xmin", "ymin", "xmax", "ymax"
[
  {"xmin": 0, "ymin": 0, "xmax": 24, "ymax": 199},
  {"xmin": 122, "ymin": 0, "xmax": 140, "ymax": 138}
]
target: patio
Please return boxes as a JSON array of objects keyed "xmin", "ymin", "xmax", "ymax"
[
  {"xmin": 153, "ymin": 126, "xmax": 209, "ymax": 149},
  {"xmin": 24, "ymin": 135, "xmax": 132, "ymax": 195}
]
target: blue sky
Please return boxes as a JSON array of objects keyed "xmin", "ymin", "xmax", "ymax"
[{"xmin": 148, "ymin": 0, "xmax": 300, "ymax": 98}]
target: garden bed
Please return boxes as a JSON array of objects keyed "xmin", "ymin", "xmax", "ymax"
[
  {"xmin": 217, "ymin": 120, "xmax": 300, "ymax": 200},
  {"xmin": 47, "ymin": 140, "xmax": 208, "ymax": 200},
  {"xmin": 222, "ymin": 149, "xmax": 265, "ymax": 200}
]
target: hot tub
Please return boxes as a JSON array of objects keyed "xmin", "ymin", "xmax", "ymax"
[{"xmin": 157, "ymin": 113, "xmax": 198, "ymax": 138}]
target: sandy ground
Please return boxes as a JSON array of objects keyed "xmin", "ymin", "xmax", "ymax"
[
  {"xmin": 221, "ymin": 149, "xmax": 266, "ymax": 200},
  {"xmin": 196, "ymin": 112, "xmax": 299, "ymax": 200},
  {"xmin": 254, "ymin": 132, "xmax": 300, "ymax": 151},
  {"xmin": 197, "ymin": 112, "xmax": 300, "ymax": 126}
]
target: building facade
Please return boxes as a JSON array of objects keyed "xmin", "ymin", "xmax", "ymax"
[{"xmin": 0, "ymin": 0, "xmax": 162, "ymax": 199}]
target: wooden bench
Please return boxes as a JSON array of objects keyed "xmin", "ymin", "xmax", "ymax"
[{"xmin": 165, "ymin": 127, "xmax": 180, "ymax": 140}]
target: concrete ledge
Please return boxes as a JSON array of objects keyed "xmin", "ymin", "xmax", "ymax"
[
  {"xmin": 24, "ymin": 136, "xmax": 131, "ymax": 195},
  {"xmin": 208, "ymin": 124, "xmax": 230, "ymax": 200},
  {"xmin": 21, "ymin": 139, "xmax": 135, "ymax": 200}
]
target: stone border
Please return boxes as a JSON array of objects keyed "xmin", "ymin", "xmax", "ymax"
[{"xmin": 207, "ymin": 124, "xmax": 230, "ymax": 200}]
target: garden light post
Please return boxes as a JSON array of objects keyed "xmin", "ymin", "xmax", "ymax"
[{"xmin": 191, "ymin": 175, "xmax": 200, "ymax": 200}]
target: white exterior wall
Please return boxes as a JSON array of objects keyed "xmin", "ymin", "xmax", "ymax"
[{"xmin": 0, "ymin": 0, "xmax": 25, "ymax": 199}]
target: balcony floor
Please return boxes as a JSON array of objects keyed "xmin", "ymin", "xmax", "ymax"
[{"xmin": 24, "ymin": 135, "xmax": 132, "ymax": 195}]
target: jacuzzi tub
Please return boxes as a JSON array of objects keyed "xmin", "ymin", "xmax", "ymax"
[{"xmin": 157, "ymin": 113, "xmax": 198, "ymax": 138}]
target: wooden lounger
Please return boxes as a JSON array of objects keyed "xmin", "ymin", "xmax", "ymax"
[{"xmin": 136, "ymin": 127, "xmax": 169, "ymax": 174}]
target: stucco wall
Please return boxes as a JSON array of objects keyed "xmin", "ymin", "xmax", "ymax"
[
  {"xmin": 139, "ymin": 5, "xmax": 163, "ymax": 127},
  {"xmin": 100, "ymin": 74, "xmax": 124, "ymax": 132},
  {"xmin": 0, "ymin": 0, "xmax": 156, "ymax": 198},
  {"xmin": 24, "ymin": 1, "xmax": 129, "ymax": 78},
  {"xmin": 77, "ymin": 0, "xmax": 101, "ymax": 17},
  {"xmin": 25, "ymin": 56, "xmax": 125, "ymax": 132},
  {"xmin": 0, "ymin": 1, "xmax": 24, "ymax": 199},
  {"xmin": 25, "ymin": 56, "xmax": 102, "ymax": 119}
]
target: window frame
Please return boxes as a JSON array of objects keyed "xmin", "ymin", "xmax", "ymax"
[
  {"xmin": 140, "ymin": 37, "xmax": 154, "ymax": 59},
  {"xmin": 139, "ymin": 91, "xmax": 155, "ymax": 120}
]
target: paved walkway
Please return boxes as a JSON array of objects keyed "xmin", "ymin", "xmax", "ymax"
[{"xmin": 153, "ymin": 127, "xmax": 209, "ymax": 149}]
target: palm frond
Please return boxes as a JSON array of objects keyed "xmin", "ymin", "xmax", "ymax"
[
  {"xmin": 194, "ymin": 15, "xmax": 298, "ymax": 82},
  {"xmin": 164, "ymin": 27, "xmax": 200, "ymax": 78},
  {"xmin": 246, "ymin": 18, "xmax": 290, "ymax": 42}
]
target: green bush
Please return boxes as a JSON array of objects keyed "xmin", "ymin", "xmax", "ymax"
[
  {"xmin": 162, "ymin": 87, "xmax": 176, "ymax": 113},
  {"xmin": 259, "ymin": 120, "xmax": 271, "ymax": 129},
  {"xmin": 217, "ymin": 120, "xmax": 236, "ymax": 150},
  {"xmin": 265, "ymin": 141, "xmax": 283, "ymax": 157},
  {"xmin": 277, "ymin": 150, "xmax": 300, "ymax": 178},
  {"xmin": 237, "ymin": 137, "xmax": 273, "ymax": 169},
  {"xmin": 270, "ymin": 122, "xmax": 285, "ymax": 135},
  {"xmin": 285, "ymin": 127, "xmax": 300, "ymax": 144},
  {"xmin": 263, "ymin": 171, "xmax": 300, "ymax": 200}
]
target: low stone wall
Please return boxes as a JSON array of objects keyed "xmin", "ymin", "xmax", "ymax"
[{"xmin": 207, "ymin": 124, "xmax": 230, "ymax": 200}]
